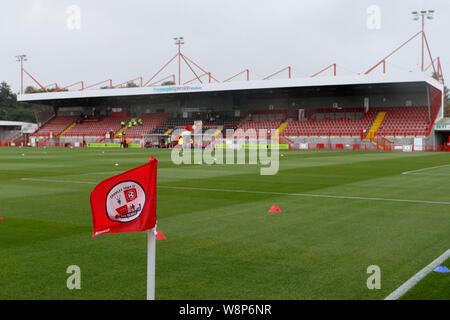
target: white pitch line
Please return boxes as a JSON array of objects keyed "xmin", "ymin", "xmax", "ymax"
[
  {"xmin": 384, "ymin": 249, "xmax": 450, "ymax": 300},
  {"xmin": 21, "ymin": 178, "xmax": 97, "ymax": 185},
  {"xmin": 20, "ymin": 178, "xmax": 450, "ymax": 205},
  {"xmin": 402, "ymin": 173, "xmax": 450, "ymax": 177},
  {"xmin": 402, "ymin": 164, "xmax": 450, "ymax": 175},
  {"xmin": 158, "ymin": 186, "xmax": 450, "ymax": 205}
]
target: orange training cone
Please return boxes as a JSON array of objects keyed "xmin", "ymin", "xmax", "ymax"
[
  {"xmin": 156, "ymin": 229, "xmax": 166, "ymax": 240},
  {"xmin": 269, "ymin": 205, "xmax": 282, "ymax": 213}
]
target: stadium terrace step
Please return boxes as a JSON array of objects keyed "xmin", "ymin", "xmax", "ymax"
[
  {"xmin": 272, "ymin": 122, "xmax": 288, "ymax": 140},
  {"xmin": 365, "ymin": 111, "xmax": 386, "ymax": 140},
  {"xmin": 213, "ymin": 128, "xmax": 222, "ymax": 137},
  {"xmin": 114, "ymin": 121, "xmax": 131, "ymax": 138},
  {"xmin": 32, "ymin": 116, "xmax": 78, "ymax": 138},
  {"xmin": 57, "ymin": 122, "xmax": 77, "ymax": 138}
]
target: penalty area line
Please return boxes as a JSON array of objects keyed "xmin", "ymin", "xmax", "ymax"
[{"xmin": 384, "ymin": 249, "xmax": 450, "ymax": 300}]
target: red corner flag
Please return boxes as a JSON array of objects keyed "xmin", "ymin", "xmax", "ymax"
[{"xmin": 90, "ymin": 157, "xmax": 158, "ymax": 237}]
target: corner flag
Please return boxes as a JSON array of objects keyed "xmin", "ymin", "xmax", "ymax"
[
  {"xmin": 90, "ymin": 157, "xmax": 158, "ymax": 237},
  {"xmin": 90, "ymin": 157, "xmax": 158, "ymax": 300}
]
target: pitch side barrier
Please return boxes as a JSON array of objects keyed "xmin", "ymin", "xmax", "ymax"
[
  {"xmin": 214, "ymin": 144, "xmax": 290, "ymax": 150},
  {"xmin": 3, "ymin": 139, "xmax": 447, "ymax": 152},
  {"xmin": 290, "ymin": 143, "xmax": 448, "ymax": 152}
]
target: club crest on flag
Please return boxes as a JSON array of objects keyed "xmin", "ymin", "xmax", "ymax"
[
  {"xmin": 106, "ymin": 181, "xmax": 146, "ymax": 223},
  {"xmin": 90, "ymin": 157, "xmax": 157, "ymax": 237},
  {"xmin": 124, "ymin": 188, "xmax": 138, "ymax": 202}
]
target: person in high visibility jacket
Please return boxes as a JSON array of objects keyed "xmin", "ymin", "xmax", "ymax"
[
  {"xmin": 121, "ymin": 121, "xmax": 125, "ymax": 127},
  {"xmin": 125, "ymin": 137, "xmax": 130, "ymax": 148},
  {"xmin": 128, "ymin": 122, "xmax": 132, "ymax": 128},
  {"xmin": 178, "ymin": 136, "xmax": 184, "ymax": 147},
  {"xmin": 119, "ymin": 135, "xmax": 124, "ymax": 148}
]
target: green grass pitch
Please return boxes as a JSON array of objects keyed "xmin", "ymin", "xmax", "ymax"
[{"xmin": 0, "ymin": 147, "xmax": 449, "ymax": 300}]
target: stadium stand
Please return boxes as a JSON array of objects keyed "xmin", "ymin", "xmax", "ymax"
[
  {"xmin": 227, "ymin": 109, "xmax": 288, "ymax": 139},
  {"xmin": 376, "ymin": 107, "xmax": 429, "ymax": 137},
  {"xmin": 31, "ymin": 116, "xmax": 78, "ymax": 138},
  {"xmin": 121, "ymin": 113, "xmax": 171, "ymax": 138},
  {"xmin": 283, "ymin": 108, "xmax": 376, "ymax": 137},
  {"xmin": 62, "ymin": 115, "xmax": 122, "ymax": 137},
  {"xmin": 283, "ymin": 106, "xmax": 436, "ymax": 138}
]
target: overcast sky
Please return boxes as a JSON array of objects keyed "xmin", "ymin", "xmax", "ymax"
[{"xmin": 1, "ymin": 0, "xmax": 449, "ymax": 93}]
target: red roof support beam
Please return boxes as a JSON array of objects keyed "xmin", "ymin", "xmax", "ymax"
[
  {"xmin": 146, "ymin": 74, "xmax": 176, "ymax": 87},
  {"xmin": 263, "ymin": 66, "xmax": 292, "ymax": 80},
  {"xmin": 60, "ymin": 81, "xmax": 85, "ymax": 91},
  {"xmin": 113, "ymin": 77, "xmax": 143, "ymax": 89},
  {"xmin": 83, "ymin": 79, "xmax": 113, "ymax": 90},
  {"xmin": 311, "ymin": 64, "xmax": 337, "ymax": 77},
  {"xmin": 364, "ymin": 31, "xmax": 422, "ymax": 75},
  {"xmin": 180, "ymin": 54, "xmax": 203, "ymax": 84},
  {"xmin": 423, "ymin": 33, "xmax": 438, "ymax": 79},
  {"xmin": 184, "ymin": 72, "xmax": 212, "ymax": 85},
  {"xmin": 424, "ymin": 58, "xmax": 438, "ymax": 72},
  {"xmin": 23, "ymin": 68, "xmax": 48, "ymax": 93},
  {"xmin": 30, "ymin": 83, "xmax": 60, "ymax": 93},
  {"xmin": 44, "ymin": 83, "xmax": 60, "ymax": 91},
  {"xmin": 223, "ymin": 69, "xmax": 250, "ymax": 82},
  {"xmin": 143, "ymin": 53, "xmax": 178, "ymax": 87},
  {"xmin": 180, "ymin": 54, "xmax": 220, "ymax": 83},
  {"xmin": 437, "ymin": 57, "xmax": 443, "ymax": 83}
]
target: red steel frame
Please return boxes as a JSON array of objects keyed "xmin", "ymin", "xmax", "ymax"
[
  {"xmin": 263, "ymin": 66, "xmax": 292, "ymax": 80},
  {"xmin": 143, "ymin": 53, "xmax": 178, "ymax": 87},
  {"xmin": 21, "ymin": 23, "xmax": 445, "ymax": 95},
  {"xmin": 113, "ymin": 77, "xmax": 143, "ymax": 89},
  {"xmin": 311, "ymin": 64, "xmax": 337, "ymax": 77},
  {"xmin": 22, "ymin": 68, "xmax": 48, "ymax": 92},
  {"xmin": 83, "ymin": 79, "xmax": 113, "ymax": 90},
  {"xmin": 180, "ymin": 54, "xmax": 220, "ymax": 83},
  {"xmin": 223, "ymin": 69, "xmax": 250, "ymax": 82},
  {"xmin": 142, "ymin": 50, "xmax": 220, "ymax": 87},
  {"xmin": 180, "ymin": 54, "xmax": 203, "ymax": 84},
  {"xmin": 29, "ymin": 83, "xmax": 60, "ymax": 93},
  {"xmin": 184, "ymin": 72, "xmax": 211, "ymax": 85},
  {"xmin": 365, "ymin": 31, "xmax": 422, "ymax": 75},
  {"xmin": 146, "ymin": 74, "xmax": 176, "ymax": 87},
  {"xmin": 60, "ymin": 81, "xmax": 85, "ymax": 91}
]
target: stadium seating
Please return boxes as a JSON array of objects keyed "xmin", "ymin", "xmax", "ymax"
[
  {"xmin": 375, "ymin": 106, "xmax": 429, "ymax": 136},
  {"xmin": 232, "ymin": 109, "xmax": 287, "ymax": 138},
  {"xmin": 283, "ymin": 106, "xmax": 435, "ymax": 137},
  {"xmin": 283, "ymin": 108, "xmax": 376, "ymax": 137},
  {"xmin": 32, "ymin": 116, "xmax": 78, "ymax": 137},
  {"xmin": 63, "ymin": 116, "xmax": 122, "ymax": 137},
  {"xmin": 152, "ymin": 115, "xmax": 242, "ymax": 134},
  {"xmin": 122, "ymin": 113, "xmax": 171, "ymax": 138},
  {"xmin": 31, "ymin": 105, "xmax": 438, "ymax": 142}
]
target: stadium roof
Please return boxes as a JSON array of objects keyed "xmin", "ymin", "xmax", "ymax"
[
  {"xmin": 17, "ymin": 73, "xmax": 444, "ymax": 107},
  {"xmin": 0, "ymin": 120, "xmax": 36, "ymax": 127}
]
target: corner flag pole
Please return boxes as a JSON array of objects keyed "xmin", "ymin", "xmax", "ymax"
[{"xmin": 147, "ymin": 227, "xmax": 156, "ymax": 300}]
